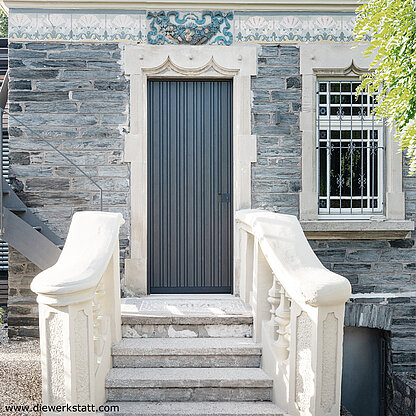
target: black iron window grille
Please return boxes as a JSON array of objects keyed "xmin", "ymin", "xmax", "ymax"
[{"xmin": 317, "ymin": 80, "xmax": 385, "ymax": 216}]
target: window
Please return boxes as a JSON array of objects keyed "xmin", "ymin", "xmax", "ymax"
[
  {"xmin": 317, "ymin": 80, "xmax": 384, "ymax": 217},
  {"xmin": 299, "ymin": 44, "xmax": 412, "ymax": 239}
]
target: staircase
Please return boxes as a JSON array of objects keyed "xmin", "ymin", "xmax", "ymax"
[
  {"xmin": 2, "ymin": 178, "xmax": 62, "ymax": 269},
  {"xmin": 0, "ymin": 39, "xmax": 63, "ymax": 273},
  {"xmin": 103, "ymin": 298, "xmax": 286, "ymax": 415},
  {"xmin": 0, "ymin": 39, "xmax": 63, "ymax": 309},
  {"xmin": 30, "ymin": 211, "xmax": 350, "ymax": 416}
]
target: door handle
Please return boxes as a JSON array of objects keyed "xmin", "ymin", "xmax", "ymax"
[{"xmin": 218, "ymin": 193, "xmax": 231, "ymax": 203}]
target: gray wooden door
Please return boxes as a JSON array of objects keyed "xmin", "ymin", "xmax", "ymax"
[{"xmin": 148, "ymin": 80, "xmax": 233, "ymax": 293}]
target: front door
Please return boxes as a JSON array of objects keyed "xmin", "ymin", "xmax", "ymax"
[{"xmin": 147, "ymin": 80, "xmax": 233, "ymax": 294}]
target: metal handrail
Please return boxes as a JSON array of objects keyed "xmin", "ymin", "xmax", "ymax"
[{"xmin": 0, "ymin": 107, "xmax": 103, "ymax": 237}]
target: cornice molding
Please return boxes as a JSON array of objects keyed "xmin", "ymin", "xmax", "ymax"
[
  {"xmin": 1, "ymin": 0, "xmax": 360, "ymax": 12},
  {"xmin": 142, "ymin": 56, "xmax": 239, "ymax": 77},
  {"xmin": 313, "ymin": 60, "xmax": 371, "ymax": 76}
]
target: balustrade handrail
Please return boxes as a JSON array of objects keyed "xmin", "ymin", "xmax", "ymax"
[
  {"xmin": 236, "ymin": 209, "xmax": 351, "ymax": 416},
  {"xmin": 236, "ymin": 209, "xmax": 351, "ymax": 307},
  {"xmin": 31, "ymin": 211, "xmax": 124, "ymax": 303},
  {"xmin": 31, "ymin": 211, "xmax": 124, "ymax": 410}
]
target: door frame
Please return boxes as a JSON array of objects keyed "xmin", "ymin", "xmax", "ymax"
[{"xmin": 124, "ymin": 44, "xmax": 258, "ymax": 296}]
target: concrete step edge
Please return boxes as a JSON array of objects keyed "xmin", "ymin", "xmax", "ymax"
[
  {"xmin": 106, "ymin": 367, "xmax": 273, "ymax": 388},
  {"xmin": 101, "ymin": 401, "xmax": 287, "ymax": 415},
  {"xmin": 121, "ymin": 314, "xmax": 253, "ymax": 325},
  {"xmin": 112, "ymin": 337, "xmax": 262, "ymax": 356}
]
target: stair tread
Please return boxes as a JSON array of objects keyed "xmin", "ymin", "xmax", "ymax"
[
  {"xmin": 106, "ymin": 367, "xmax": 273, "ymax": 388},
  {"xmin": 103, "ymin": 401, "xmax": 286, "ymax": 415},
  {"xmin": 121, "ymin": 297, "xmax": 253, "ymax": 325},
  {"xmin": 2, "ymin": 206, "xmax": 62, "ymax": 270},
  {"xmin": 113, "ymin": 337, "xmax": 261, "ymax": 356},
  {"xmin": 7, "ymin": 207, "xmax": 27, "ymax": 213},
  {"xmin": 122, "ymin": 314, "xmax": 253, "ymax": 325}
]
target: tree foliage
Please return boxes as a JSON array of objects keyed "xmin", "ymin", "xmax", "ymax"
[
  {"xmin": 354, "ymin": 0, "xmax": 416, "ymax": 172},
  {"xmin": 0, "ymin": 8, "xmax": 7, "ymax": 38}
]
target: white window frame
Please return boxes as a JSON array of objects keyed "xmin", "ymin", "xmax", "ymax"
[
  {"xmin": 316, "ymin": 78, "xmax": 385, "ymax": 219},
  {"xmin": 299, "ymin": 43, "xmax": 413, "ymax": 239}
]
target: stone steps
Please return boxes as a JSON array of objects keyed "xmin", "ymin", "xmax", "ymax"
[
  {"xmin": 106, "ymin": 367, "xmax": 273, "ymax": 402},
  {"xmin": 121, "ymin": 314, "xmax": 253, "ymax": 338},
  {"xmin": 103, "ymin": 401, "xmax": 287, "ymax": 415},
  {"xmin": 112, "ymin": 337, "xmax": 262, "ymax": 368},
  {"xmin": 106, "ymin": 297, "xmax": 284, "ymax": 415}
]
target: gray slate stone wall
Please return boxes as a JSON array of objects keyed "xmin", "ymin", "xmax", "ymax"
[
  {"xmin": 7, "ymin": 40, "xmax": 416, "ymax": 376},
  {"xmin": 251, "ymin": 44, "xmax": 416, "ymax": 296},
  {"xmin": 251, "ymin": 44, "xmax": 416, "ymax": 295},
  {"xmin": 387, "ymin": 372, "xmax": 416, "ymax": 416},
  {"xmin": 251, "ymin": 44, "xmax": 416, "ymax": 374},
  {"xmin": 312, "ymin": 238, "xmax": 416, "ymax": 294},
  {"xmin": 251, "ymin": 44, "xmax": 301, "ymax": 216},
  {"xmin": 7, "ymin": 247, "xmax": 40, "ymax": 337},
  {"xmin": 7, "ymin": 41, "xmax": 130, "ymax": 336}
]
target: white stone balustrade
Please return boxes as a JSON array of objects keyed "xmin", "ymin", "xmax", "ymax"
[
  {"xmin": 30, "ymin": 212, "xmax": 125, "ymax": 415},
  {"xmin": 236, "ymin": 209, "xmax": 351, "ymax": 416}
]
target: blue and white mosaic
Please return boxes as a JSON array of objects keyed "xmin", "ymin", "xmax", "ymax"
[
  {"xmin": 147, "ymin": 11, "xmax": 233, "ymax": 45},
  {"xmin": 9, "ymin": 10, "xmax": 358, "ymax": 43}
]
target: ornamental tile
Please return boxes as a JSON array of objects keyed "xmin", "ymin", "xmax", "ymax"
[
  {"xmin": 234, "ymin": 14, "xmax": 355, "ymax": 43},
  {"xmin": 37, "ymin": 13, "xmax": 71, "ymax": 41},
  {"xmin": 106, "ymin": 14, "xmax": 145, "ymax": 42},
  {"xmin": 9, "ymin": 12, "xmax": 39, "ymax": 40},
  {"xmin": 146, "ymin": 11, "xmax": 233, "ymax": 45},
  {"xmin": 72, "ymin": 13, "xmax": 106, "ymax": 41},
  {"xmin": 9, "ymin": 10, "xmax": 361, "ymax": 43}
]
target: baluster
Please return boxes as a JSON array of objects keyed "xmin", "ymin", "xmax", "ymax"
[
  {"xmin": 267, "ymin": 274, "xmax": 281, "ymax": 339},
  {"xmin": 275, "ymin": 287, "xmax": 290, "ymax": 361},
  {"xmin": 285, "ymin": 294, "xmax": 291, "ymax": 347}
]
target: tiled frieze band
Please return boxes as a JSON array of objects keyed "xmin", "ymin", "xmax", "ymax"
[
  {"xmin": 9, "ymin": 10, "xmax": 147, "ymax": 41},
  {"xmin": 234, "ymin": 13, "xmax": 359, "ymax": 43},
  {"xmin": 9, "ymin": 9, "xmax": 358, "ymax": 43}
]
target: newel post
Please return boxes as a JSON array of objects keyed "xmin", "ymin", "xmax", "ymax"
[
  {"xmin": 36, "ymin": 243, "xmax": 122, "ymax": 414},
  {"xmin": 31, "ymin": 211, "xmax": 124, "ymax": 415},
  {"xmin": 288, "ymin": 302, "xmax": 346, "ymax": 416},
  {"xmin": 38, "ymin": 297, "xmax": 96, "ymax": 414}
]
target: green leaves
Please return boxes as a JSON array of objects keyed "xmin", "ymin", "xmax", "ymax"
[
  {"xmin": 354, "ymin": 0, "xmax": 416, "ymax": 172},
  {"xmin": 0, "ymin": 8, "xmax": 7, "ymax": 38}
]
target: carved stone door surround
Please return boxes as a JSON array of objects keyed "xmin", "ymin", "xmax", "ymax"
[{"xmin": 123, "ymin": 44, "xmax": 258, "ymax": 295}]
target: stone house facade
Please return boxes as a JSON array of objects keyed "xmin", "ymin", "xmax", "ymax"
[{"xmin": 2, "ymin": 1, "xmax": 416, "ymax": 414}]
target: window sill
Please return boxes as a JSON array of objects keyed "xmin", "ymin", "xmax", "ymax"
[{"xmin": 301, "ymin": 219, "xmax": 415, "ymax": 240}]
